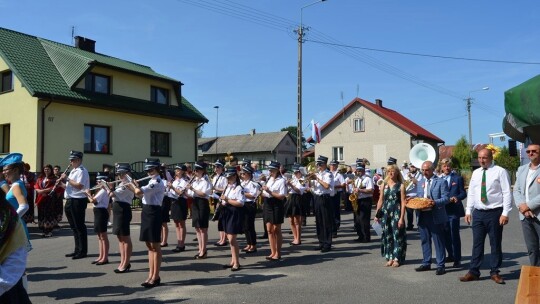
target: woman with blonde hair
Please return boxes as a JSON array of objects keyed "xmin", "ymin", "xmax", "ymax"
[{"xmin": 374, "ymin": 162, "xmax": 407, "ymax": 267}]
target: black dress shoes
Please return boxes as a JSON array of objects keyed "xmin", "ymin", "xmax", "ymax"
[
  {"xmin": 435, "ymin": 268, "xmax": 446, "ymax": 275},
  {"xmin": 142, "ymin": 278, "xmax": 161, "ymax": 288},
  {"xmin": 114, "ymin": 263, "xmax": 131, "ymax": 273},
  {"xmin": 415, "ymin": 265, "xmax": 431, "ymax": 272},
  {"xmin": 453, "ymin": 261, "xmax": 462, "ymax": 268},
  {"xmin": 172, "ymin": 246, "xmax": 185, "ymax": 252},
  {"xmin": 320, "ymin": 247, "xmax": 331, "ymax": 253},
  {"xmin": 65, "ymin": 252, "xmax": 77, "ymax": 258},
  {"xmin": 72, "ymin": 254, "xmax": 87, "ymax": 260},
  {"xmin": 96, "ymin": 260, "xmax": 109, "ymax": 265}
]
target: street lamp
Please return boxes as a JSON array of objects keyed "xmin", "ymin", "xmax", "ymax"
[
  {"xmin": 465, "ymin": 87, "xmax": 489, "ymax": 148},
  {"xmin": 297, "ymin": 0, "xmax": 327, "ymax": 164},
  {"xmin": 214, "ymin": 106, "xmax": 219, "ymax": 161}
]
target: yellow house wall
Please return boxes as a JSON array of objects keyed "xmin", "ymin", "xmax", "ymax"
[
  {"xmin": 75, "ymin": 66, "xmax": 179, "ymax": 106},
  {"xmin": 315, "ymin": 103, "xmax": 412, "ymax": 170},
  {"xmin": 0, "ymin": 57, "xmax": 40, "ymax": 168},
  {"xmin": 42, "ymin": 102, "xmax": 198, "ymax": 171}
]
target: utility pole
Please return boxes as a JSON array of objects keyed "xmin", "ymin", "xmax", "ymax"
[
  {"xmin": 466, "ymin": 96, "xmax": 473, "ymax": 148},
  {"xmin": 296, "ymin": 0, "xmax": 327, "ymax": 165}
]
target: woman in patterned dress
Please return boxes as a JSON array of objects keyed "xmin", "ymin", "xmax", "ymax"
[
  {"xmin": 35, "ymin": 164, "xmax": 58, "ymax": 237},
  {"xmin": 374, "ymin": 164, "xmax": 407, "ymax": 267}
]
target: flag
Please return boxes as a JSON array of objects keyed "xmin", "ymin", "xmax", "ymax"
[{"xmin": 311, "ymin": 119, "xmax": 321, "ymax": 144}]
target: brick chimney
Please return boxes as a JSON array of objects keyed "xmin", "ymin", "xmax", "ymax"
[
  {"xmin": 375, "ymin": 99, "xmax": 383, "ymax": 107},
  {"xmin": 74, "ymin": 36, "xmax": 96, "ymax": 53}
]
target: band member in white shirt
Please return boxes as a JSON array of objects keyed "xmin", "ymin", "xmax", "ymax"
[
  {"xmin": 110, "ymin": 163, "xmax": 135, "ymax": 274},
  {"xmin": 133, "ymin": 159, "xmax": 166, "ymax": 288},
  {"xmin": 241, "ymin": 165, "xmax": 260, "ymax": 253},
  {"xmin": 212, "ymin": 159, "xmax": 228, "ymax": 246},
  {"xmin": 186, "ymin": 161, "xmax": 212, "ymax": 259},
  {"xmin": 168, "ymin": 165, "xmax": 191, "ymax": 253},
  {"xmin": 261, "ymin": 160, "xmax": 287, "ymax": 261},
  {"xmin": 404, "ymin": 163, "xmax": 422, "ymax": 231},
  {"xmin": 220, "ymin": 167, "xmax": 246, "ymax": 271},
  {"xmin": 84, "ymin": 172, "xmax": 110, "ymax": 266},
  {"xmin": 286, "ymin": 164, "xmax": 306, "ymax": 245},
  {"xmin": 354, "ymin": 163, "xmax": 374, "ymax": 243},
  {"xmin": 329, "ymin": 160, "xmax": 345, "ymax": 237},
  {"xmin": 61, "ymin": 150, "xmax": 90, "ymax": 259},
  {"xmin": 312, "ymin": 155, "xmax": 334, "ymax": 252}
]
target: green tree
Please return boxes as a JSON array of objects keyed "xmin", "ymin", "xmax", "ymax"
[
  {"xmin": 281, "ymin": 126, "xmax": 307, "ymax": 149},
  {"xmin": 197, "ymin": 125, "xmax": 204, "ymax": 138},
  {"xmin": 452, "ymin": 136, "xmax": 471, "ymax": 171},
  {"xmin": 494, "ymin": 145, "xmax": 520, "ymax": 177}
]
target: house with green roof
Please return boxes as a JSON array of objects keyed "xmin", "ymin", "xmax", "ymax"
[{"xmin": 0, "ymin": 27, "xmax": 207, "ymax": 171}]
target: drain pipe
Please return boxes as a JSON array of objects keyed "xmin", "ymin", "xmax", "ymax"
[{"xmin": 40, "ymin": 99, "xmax": 52, "ymax": 169}]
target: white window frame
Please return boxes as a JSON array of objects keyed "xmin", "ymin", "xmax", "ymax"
[
  {"xmin": 353, "ymin": 118, "xmax": 365, "ymax": 132},
  {"xmin": 332, "ymin": 146, "xmax": 344, "ymax": 162}
]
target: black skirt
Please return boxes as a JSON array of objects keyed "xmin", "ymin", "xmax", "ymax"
[
  {"xmin": 222, "ymin": 204, "xmax": 245, "ymax": 234},
  {"xmin": 140, "ymin": 204, "xmax": 162, "ymax": 243},
  {"xmin": 93, "ymin": 207, "xmax": 109, "ymax": 233},
  {"xmin": 263, "ymin": 197, "xmax": 285, "ymax": 225},
  {"xmin": 192, "ymin": 197, "xmax": 210, "ymax": 228},
  {"xmin": 113, "ymin": 201, "xmax": 132, "ymax": 236},
  {"xmin": 285, "ymin": 193, "xmax": 303, "ymax": 217},
  {"xmin": 161, "ymin": 196, "xmax": 172, "ymax": 223},
  {"xmin": 171, "ymin": 197, "xmax": 188, "ymax": 221}
]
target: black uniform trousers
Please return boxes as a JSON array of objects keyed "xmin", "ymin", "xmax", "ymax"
[
  {"xmin": 314, "ymin": 194, "xmax": 333, "ymax": 249},
  {"xmin": 354, "ymin": 197, "xmax": 373, "ymax": 241},
  {"xmin": 243, "ymin": 201, "xmax": 257, "ymax": 245},
  {"xmin": 65, "ymin": 197, "xmax": 89, "ymax": 255},
  {"xmin": 332, "ymin": 191, "xmax": 342, "ymax": 234}
]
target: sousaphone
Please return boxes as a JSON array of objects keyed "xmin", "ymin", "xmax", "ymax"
[{"xmin": 409, "ymin": 143, "xmax": 436, "ymax": 168}]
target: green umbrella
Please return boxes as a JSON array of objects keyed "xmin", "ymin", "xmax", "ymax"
[{"xmin": 503, "ymin": 74, "xmax": 540, "ymax": 142}]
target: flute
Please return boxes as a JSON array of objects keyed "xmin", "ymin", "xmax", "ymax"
[
  {"xmin": 88, "ymin": 175, "xmax": 152, "ymax": 191},
  {"xmin": 48, "ymin": 164, "xmax": 71, "ymax": 196}
]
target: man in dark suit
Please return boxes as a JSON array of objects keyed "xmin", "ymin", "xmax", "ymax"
[
  {"xmin": 439, "ymin": 158, "xmax": 467, "ymax": 267},
  {"xmin": 414, "ymin": 160, "xmax": 450, "ymax": 275}
]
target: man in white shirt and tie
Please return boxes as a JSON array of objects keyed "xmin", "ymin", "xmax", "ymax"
[{"xmin": 460, "ymin": 148, "xmax": 512, "ymax": 284}]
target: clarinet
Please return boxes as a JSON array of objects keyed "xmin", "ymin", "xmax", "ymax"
[{"xmin": 48, "ymin": 164, "xmax": 72, "ymax": 196}]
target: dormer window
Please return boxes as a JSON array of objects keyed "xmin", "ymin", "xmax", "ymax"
[
  {"xmin": 151, "ymin": 86, "xmax": 169, "ymax": 105},
  {"xmin": 1, "ymin": 70, "xmax": 13, "ymax": 93},
  {"xmin": 85, "ymin": 73, "xmax": 110, "ymax": 94}
]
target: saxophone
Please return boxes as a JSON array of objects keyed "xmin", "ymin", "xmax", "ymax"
[{"xmin": 349, "ymin": 176, "xmax": 363, "ymax": 213}]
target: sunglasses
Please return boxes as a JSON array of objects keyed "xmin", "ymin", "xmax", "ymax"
[{"xmin": 526, "ymin": 150, "xmax": 539, "ymax": 154}]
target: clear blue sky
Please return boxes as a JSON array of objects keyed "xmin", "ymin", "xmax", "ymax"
[{"xmin": 3, "ymin": 0, "xmax": 539, "ymax": 147}]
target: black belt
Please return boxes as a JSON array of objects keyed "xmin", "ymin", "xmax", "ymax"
[
  {"xmin": 316, "ymin": 194, "xmax": 330, "ymax": 197},
  {"xmin": 475, "ymin": 207, "xmax": 503, "ymax": 212}
]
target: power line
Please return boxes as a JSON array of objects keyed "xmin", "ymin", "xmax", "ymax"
[
  {"xmin": 305, "ymin": 39, "xmax": 540, "ymax": 65},
  {"xmin": 176, "ymin": 0, "xmax": 473, "ymax": 100},
  {"xmin": 422, "ymin": 114, "xmax": 468, "ymax": 127}
]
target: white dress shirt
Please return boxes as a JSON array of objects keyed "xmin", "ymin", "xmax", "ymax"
[
  {"xmin": 241, "ymin": 179, "xmax": 260, "ymax": 202},
  {"xmin": 288, "ymin": 176, "xmax": 306, "ymax": 195},
  {"xmin": 188, "ymin": 176, "xmax": 212, "ymax": 199},
  {"xmin": 356, "ymin": 174, "xmax": 374, "ymax": 199},
  {"xmin": 141, "ymin": 175, "xmax": 166, "ymax": 206},
  {"xmin": 466, "ymin": 164, "xmax": 513, "ymax": 216},
  {"xmin": 93, "ymin": 189, "xmax": 109, "ymax": 209},
  {"xmin": 212, "ymin": 174, "xmax": 227, "ymax": 194},
  {"xmin": 262, "ymin": 176, "xmax": 287, "ymax": 198},
  {"xmin": 312, "ymin": 170, "xmax": 333, "ymax": 196},
  {"xmin": 222, "ymin": 183, "xmax": 246, "ymax": 206},
  {"xmin": 113, "ymin": 179, "xmax": 135, "ymax": 204},
  {"xmin": 65, "ymin": 165, "xmax": 90, "ymax": 199}
]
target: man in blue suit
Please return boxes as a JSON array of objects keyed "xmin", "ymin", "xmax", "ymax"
[
  {"xmin": 414, "ymin": 160, "xmax": 449, "ymax": 275},
  {"xmin": 439, "ymin": 158, "xmax": 467, "ymax": 268},
  {"xmin": 513, "ymin": 143, "xmax": 540, "ymax": 266}
]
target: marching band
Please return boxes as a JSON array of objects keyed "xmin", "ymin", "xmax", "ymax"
[{"xmin": 6, "ymin": 147, "xmax": 460, "ymax": 289}]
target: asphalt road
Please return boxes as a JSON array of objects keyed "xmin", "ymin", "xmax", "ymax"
[{"xmin": 26, "ymin": 203, "xmax": 528, "ymax": 304}]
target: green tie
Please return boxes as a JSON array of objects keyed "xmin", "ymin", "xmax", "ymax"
[{"xmin": 481, "ymin": 168, "xmax": 488, "ymax": 204}]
